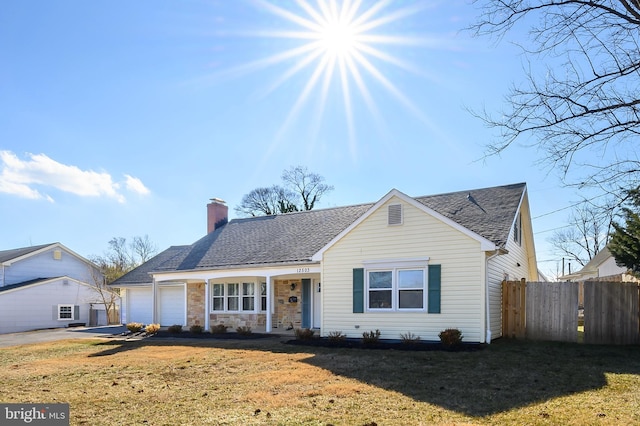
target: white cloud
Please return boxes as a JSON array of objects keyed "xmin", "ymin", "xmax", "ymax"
[
  {"xmin": 124, "ymin": 174, "xmax": 150, "ymax": 195},
  {"xmin": 0, "ymin": 151, "xmax": 150, "ymax": 203}
]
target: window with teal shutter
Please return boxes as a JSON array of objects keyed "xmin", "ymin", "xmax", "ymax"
[
  {"xmin": 428, "ymin": 264, "xmax": 441, "ymax": 313},
  {"xmin": 353, "ymin": 268, "xmax": 364, "ymax": 313}
]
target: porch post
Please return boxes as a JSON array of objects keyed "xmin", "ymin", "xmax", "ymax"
[
  {"xmin": 204, "ymin": 279, "xmax": 210, "ymax": 331},
  {"xmin": 151, "ymin": 278, "xmax": 157, "ymax": 324},
  {"xmin": 266, "ymin": 275, "xmax": 272, "ymax": 333}
]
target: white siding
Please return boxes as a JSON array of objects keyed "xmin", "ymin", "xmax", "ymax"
[
  {"xmin": 0, "ymin": 278, "xmax": 103, "ymax": 334},
  {"xmin": 599, "ymin": 257, "xmax": 626, "ymax": 277},
  {"xmin": 2, "ymin": 247, "xmax": 99, "ymax": 287},
  {"xmin": 321, "ymin": 196, "xmax": 486, "ymax": 343}
]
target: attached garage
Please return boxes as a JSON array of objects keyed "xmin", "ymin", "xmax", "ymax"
[
  {"xmin": 158, "ymin": 285, "xmax": 186, "ymax": 326},
  {"xmin": 126, "ymin": 287, "xmax": 153, "ymax": 325}
]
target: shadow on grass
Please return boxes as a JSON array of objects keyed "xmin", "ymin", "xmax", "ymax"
[{"xmin": 86, "ymin": 335, "xmax": 640, "ymax": 417}]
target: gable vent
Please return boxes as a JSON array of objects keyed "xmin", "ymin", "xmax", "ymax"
[
  {"xmin": 388, "ymin": 204, "xmax": 403, "ymax": 225},
  {"xmin": 53, "ymin": 249, "xmax": 62, "ymax": 260}
]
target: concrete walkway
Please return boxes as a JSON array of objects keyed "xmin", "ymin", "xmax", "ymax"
[{"xmin": 0, "ymin": 325, "xmax": 128, "ymax": 348}]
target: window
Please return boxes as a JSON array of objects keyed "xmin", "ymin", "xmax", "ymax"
[
  {"xmin": 210, "ymin": 282, "xmax": 260, "ymax": 312},
  {"xmin": 228, "ymin": 283, "xmax": 239, "ymax": 311},
  {"xmin": 260, "ymin": 282, "xmax": 267, "ymax": 311},
  {"xmin": 367, "ymin": 268, "xmax": 425, "ymax": 311},
  {"xmin": 212, "ymin": 284, "xmax": 224, "ymax": 311},
  {"xmin": 514, "ymin": 212, "xmax": 522, "ymax": 245},
  {"xmin": 242, "ymin": 282, "xmax": 255, "ymax": 311},
  {"xmin": 58, "ymin": 304, "xmax": 74, "ymax": 320}
]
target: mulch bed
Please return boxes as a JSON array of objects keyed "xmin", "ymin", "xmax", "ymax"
[
  {"xmin": 284, "ymin": 338, "xmax": 483, "ymax": 352},
  {"xmin": 147, "ymin": 330, "xmax": 483, "ymax": 351},
  {"xmin": 150, "ymin": 330, "xmax": 276, "ymax": 340}
]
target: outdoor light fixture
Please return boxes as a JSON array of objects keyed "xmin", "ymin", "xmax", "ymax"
[{"xmin": 290, "ymin": 283, "xmax": 297, "ymax": 290}]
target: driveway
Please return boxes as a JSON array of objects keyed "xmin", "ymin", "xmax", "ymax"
[{"xmin": 0, "ymin": 325, "xmax": 128, "ymax": 348}]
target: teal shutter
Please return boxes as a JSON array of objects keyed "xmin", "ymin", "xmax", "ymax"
[
  {"xmin": 428, "ymin": 264, "xmax": 441, "ymax": 313},
  {"xmin": 353, "ymin": 268, "xmax": 364, "ymax": 313}
]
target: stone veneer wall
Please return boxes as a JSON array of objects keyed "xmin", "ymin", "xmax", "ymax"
[
  {"xmin": 205, "ymin": 278, "xmax": 304, "ymax": 331},
  {"xmin": 274, "ymin": 279, "xmax": 302, "ymax": 329},
  {"xmin": 186, "ymin": 282, "xmax": 205, "ymax": 327}
]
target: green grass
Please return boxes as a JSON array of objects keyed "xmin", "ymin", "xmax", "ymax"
[{"xmin": 1, "ymin": 337, "xmax": 639, "ymax": 425}]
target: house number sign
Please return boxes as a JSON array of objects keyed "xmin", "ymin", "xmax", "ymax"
[{"xmin": 296, "ymin": 267, "xmax": 310, "ymax": 273}]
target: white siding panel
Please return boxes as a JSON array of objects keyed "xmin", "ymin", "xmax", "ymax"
[
  {"xmin": 2, "ymin": 247, "xmax": 98, "ymax": 287},
  {"xmin": 322, "ymin": 196, "xmax": 486, "ymax": 343},
  {"xmin": 0, "ymin": 279, "xmax": 100, "ymax": 334},
  {"xmin": 159, "ymin": 285, "xmax": 186, "ymax": 326}
]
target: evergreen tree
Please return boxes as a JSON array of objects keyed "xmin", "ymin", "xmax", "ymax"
[{"xmin": 609, "ymin": 188, "xmax": 640, "ymax": 278}]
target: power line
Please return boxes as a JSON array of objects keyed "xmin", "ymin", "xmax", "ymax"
[{"xmin": 531, "ymin": 192, "xmax": 611, "ymax": 220}]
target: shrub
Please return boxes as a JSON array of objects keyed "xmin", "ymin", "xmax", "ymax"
[
  {"xmin": 236, "ymin": 326, "xmax": 252, "ymax": 336},
  {"xmin": 167, "ymin": 324, "xmax": 183, "ymax": 334},
  {"xmin": 294, "ymin": 328, "xmax": 315, "ymax": 340},
  {"xmin": 400, "ymin": 331, "xmax": 421, "ymax": 344},
  {"xmin": 126, "ymin": 322, "xmax": 143, "ymax": 333},
  {"xmin": 439, "ymin": 328, "xmax": 463, "ymax": 348},
  {"xmin": 362, "ymin": 329, "xmax": 381, "ymax": 344},
  {"xmin": 189, "ymin": 324, "xmax": 204, "ymax": 334},
  {"xmin": 327, "ymin": 331, "xmax": 346, "ymax": 342},
  {"xmin": 210, "ymin": 324, "xmax": 228, "ymax": 334},
  {"xmin": 144, "ymin": 323, "xmax": 160, "ymax": 335}
]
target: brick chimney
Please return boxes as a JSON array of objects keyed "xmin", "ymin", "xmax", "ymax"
[{"xmin": 207, "ymin": 198, "xmax": 228, "ymax": 234}]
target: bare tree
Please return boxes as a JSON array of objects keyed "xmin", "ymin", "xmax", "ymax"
[
  {"xmin": 235, "ymin": 166, "xmax": 334, "ymax": 217},
  {"xmin": 549, "ymin": 203, "xmax": 613, "ymax": 268},
  {"xmin": 234, "ymin": 185, "xmax": 298, "ymax": 217},
  {"xmin": 131, "ymin": 235, "xmax": 157, "ymax": 263},
  {"xmin": 470, "ymin": 1, "xmax": 640, "ymax": 202},
  {"xmin": 87, "ymin": 266, "xmax": 120, "ymax": 325},
  {"xmin": 89, "ymin": 236, "xmax": 158, "ymax": 284},
  {"xmin": 282, "ymin": 165, "xmax": 334, "ymax": 211}
]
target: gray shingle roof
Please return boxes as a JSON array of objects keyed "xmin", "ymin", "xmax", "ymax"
[
  {"xmin": 415, "ymin": 182, "xmax": 525, "ymax": 248},
  {"xmin": 111, "ymin": 245, "xmax": 191, "ymax": 286},
  {"xmin": 111, "ymin": 183, "xmax": 526, "ymax": 285},
  {"xmin": 0, "ymin": 243, "xmax": 55, "ymax": 263}
]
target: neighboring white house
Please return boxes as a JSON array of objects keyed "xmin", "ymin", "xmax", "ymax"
[
  {"xmin": 560, "ymin": 246, "xmax": 632, "ymax": 282},
  {"xmin": 0, "ymin": 243, "xmax": 120, "ymax": 334},
  {"xmin": 113, "ymin": 183, "xmax": 538, "ymax": 343}
]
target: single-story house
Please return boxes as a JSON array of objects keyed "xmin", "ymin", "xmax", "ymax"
[
  {"xmin": 113, "ymin": 182, "xmax": 537, "ymax": 343},
  {"xmin": 0, "ymin": 243, "xmax": 120, "ymax": 334},
  {"xmin": 560, "ymin": 246, "xmax": 637, "ymax": 282}
]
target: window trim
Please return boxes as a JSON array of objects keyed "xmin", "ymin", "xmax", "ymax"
[
  {"xmin": 363, "ymin": 258, "xmax": 429, "ymax": 312},
  {"xmin": 210, "ymin": 281, "xmax": 261, "ymax": 313},
  {"xmin": 57, "ymin": 304, "xmax": 74, "ymax": 321}
]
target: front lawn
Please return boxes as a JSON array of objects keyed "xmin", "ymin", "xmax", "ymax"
[{"xmin": 1, "ymin": 336, "xmax": 638, "ymax": 425}]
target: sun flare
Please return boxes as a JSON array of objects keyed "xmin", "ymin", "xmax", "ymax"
[{"xmin": 234, "ymin": 0, "xmax": 433, "ymax": 159}]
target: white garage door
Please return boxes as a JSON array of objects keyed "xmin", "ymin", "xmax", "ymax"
[
  {"xmin": 127, "ymin": 287, "xmax": 153, "ymax": 325},
  {"xmin": 159, "ymin": 285, "xmax": 185, "ymax": 326}
]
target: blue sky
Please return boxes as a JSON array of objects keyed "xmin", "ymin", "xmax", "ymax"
[{"xmin": 0, "ymin": 0, "xmax": 586, "ymax": 279}]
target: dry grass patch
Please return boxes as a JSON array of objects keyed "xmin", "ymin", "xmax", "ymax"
[{"xmin": 0, "ymin": 337, "xmax": 639, "ymax": 425}]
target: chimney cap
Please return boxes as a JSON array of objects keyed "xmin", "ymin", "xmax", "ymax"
[{"xmin": 210, "ymin": 197, "xmax": 226, "ymax": 204}]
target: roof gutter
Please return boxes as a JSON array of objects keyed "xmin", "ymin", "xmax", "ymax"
[{"xmin": 485, "ymin": 247, "xmax": 508, "ymax": 344}]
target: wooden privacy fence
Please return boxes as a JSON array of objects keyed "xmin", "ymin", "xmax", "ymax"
[{"xmin": 502, "ymin": 280, "xmax": 640, "ymax": 345}]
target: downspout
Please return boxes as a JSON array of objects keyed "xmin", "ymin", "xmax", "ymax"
[{"xmin": 485, "ymin": 249, "xmax": 504, "ymax": 344}]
